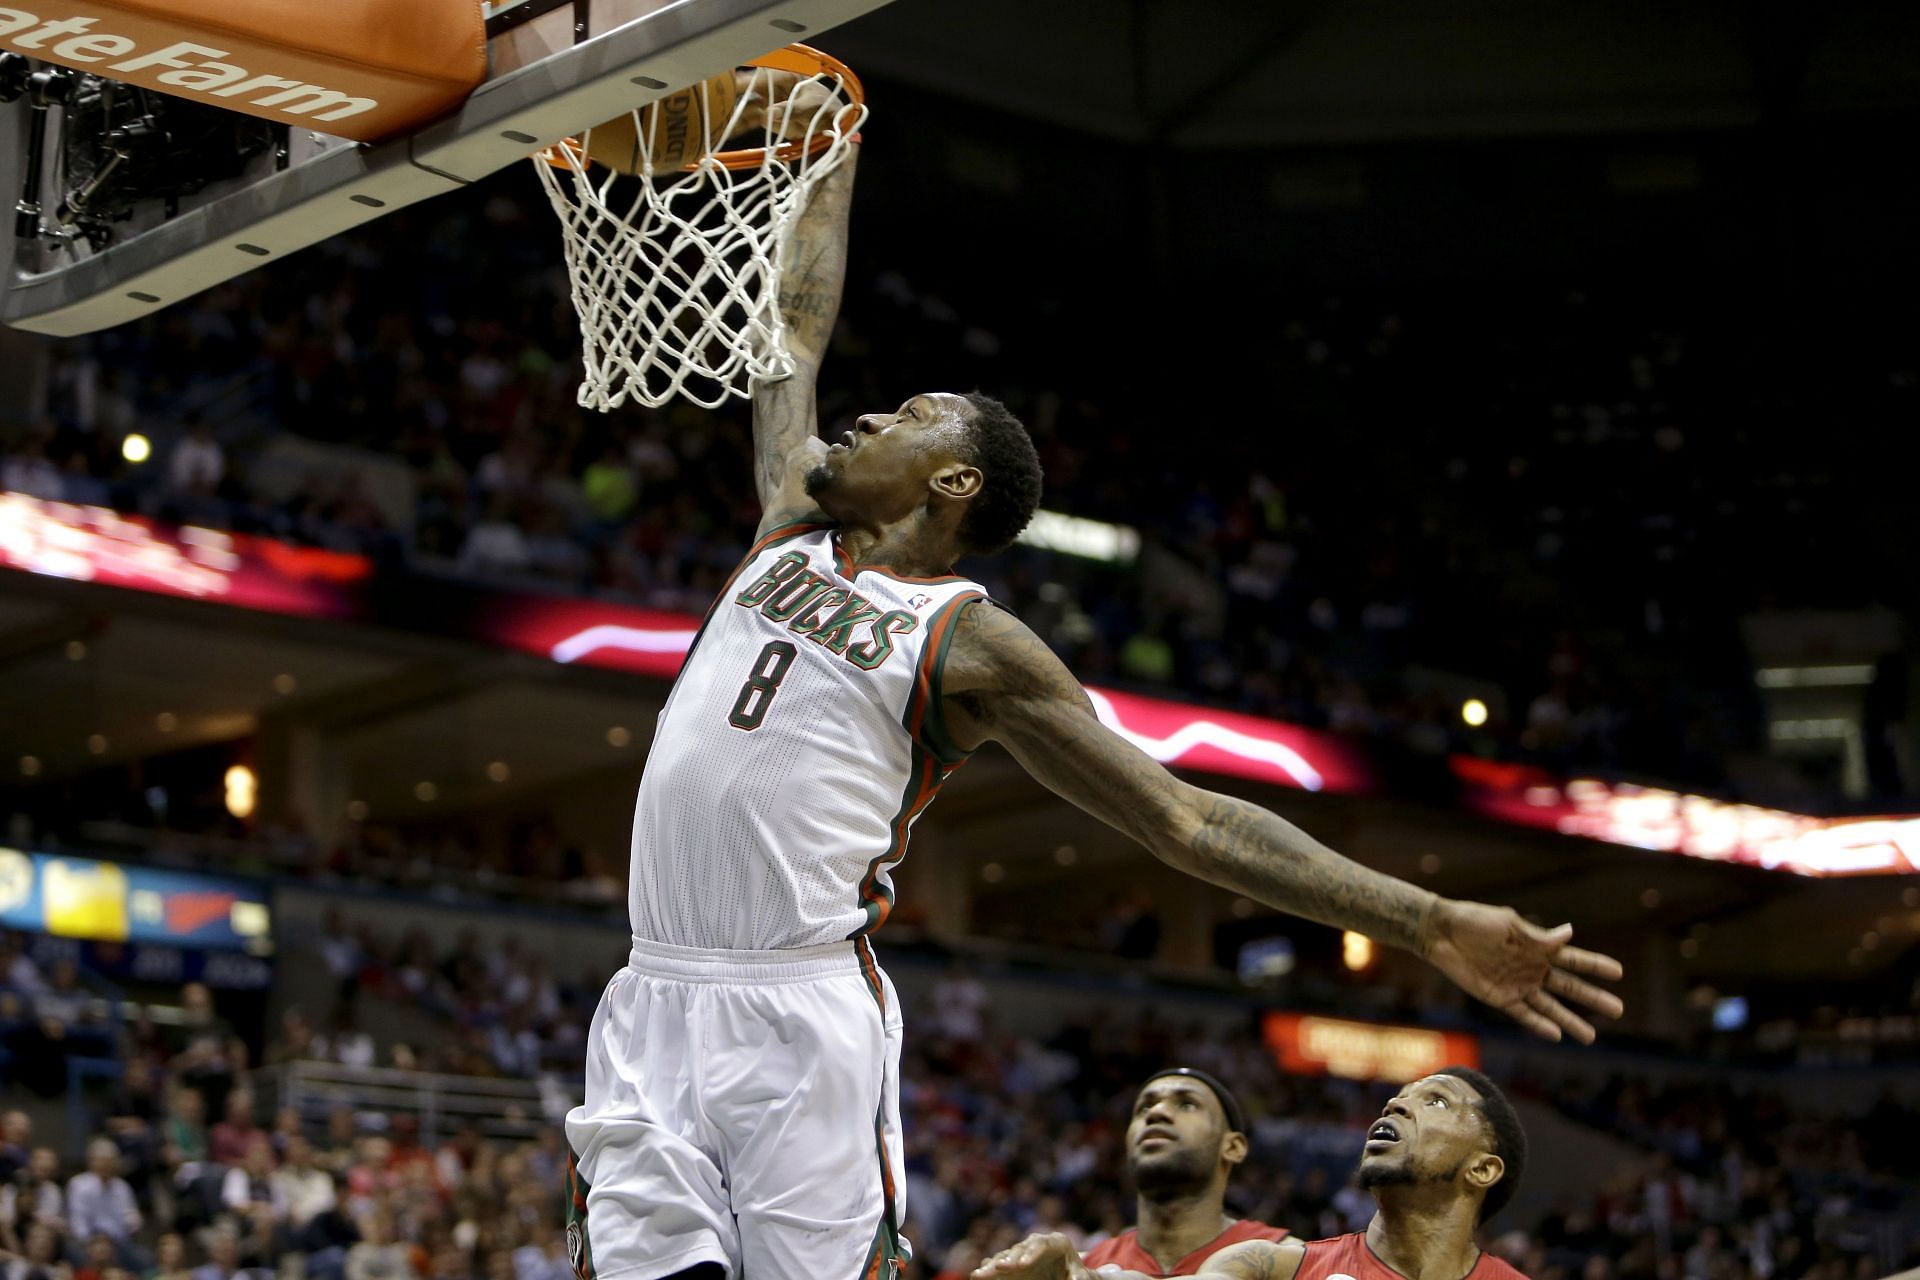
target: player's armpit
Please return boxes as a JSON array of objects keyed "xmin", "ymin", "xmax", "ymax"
[
  {"xmin": 942, "ymin": 601, "xmax": 1195, "ymax": 859},
  {"xmin": 1195, "ymin": 1240, "xmax": 1306, "ymax": 1280}
]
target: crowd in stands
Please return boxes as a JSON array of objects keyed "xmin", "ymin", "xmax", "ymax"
[
  {"xmin": 7, "ymin": 165, "xmax": 1914, "ymax": 808},
  {"xmin": 276, "ymin": 911, "xmax": 602, "ymax": 1081},
  {"xmin": 4, "ymin": 951, "xmax": 1913, "ymax": 1280}
]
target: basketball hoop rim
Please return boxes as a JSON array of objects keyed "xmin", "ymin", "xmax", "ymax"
[{"xmin": 540, "ymin": 42, "xmax": 864, "ymax": 175}]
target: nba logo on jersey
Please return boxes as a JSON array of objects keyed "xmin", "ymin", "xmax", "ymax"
[{"xmin": 907, "ymin": 592, "xmax": 935, "ymax": 610}]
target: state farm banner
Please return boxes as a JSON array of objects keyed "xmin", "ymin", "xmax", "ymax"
[
  {"xmin": 0, "ymin": 0, "xmax": 485, "ymax": 141},
  {"xmin": 1263, "ymin": 1011, "xmax": 1480, "ymax": 1083}
]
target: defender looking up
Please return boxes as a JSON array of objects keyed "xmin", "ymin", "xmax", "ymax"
[{"xmin": 974, "ymin": 1068, "xmax": 1531, "ymax": 1280}]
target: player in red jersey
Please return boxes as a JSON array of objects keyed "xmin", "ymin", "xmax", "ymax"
[
  {"xmin": 974, "ymin": 1067, "xmax": 1528, "ymax": 1280},
  {"xmin": 1078, "ymin": 1069, "xmax": 1291, "ymax": 1277}
]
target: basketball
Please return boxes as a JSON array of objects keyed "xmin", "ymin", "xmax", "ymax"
[{"xmin": 585, "ymin": 70, "xmax": 743, "ymax": 174}]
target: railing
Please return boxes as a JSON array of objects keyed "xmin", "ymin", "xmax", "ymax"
[{"xmin": 252, "ymin": 1061, "xmax": 580, "ymax": 1145}]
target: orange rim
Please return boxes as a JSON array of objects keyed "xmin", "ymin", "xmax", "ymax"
[{"xmin": 539, "ymin": 42, "xmax": 864, "ymax": 175}]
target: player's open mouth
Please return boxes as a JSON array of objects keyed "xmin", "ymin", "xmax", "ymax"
[
  {"xmin": 1364, "ymin": 1120, "xmax": 1401, "ymax": 1152},
  {"xmin": 828, "ymin": 430, "xmax": 856, "ymax": 453}
]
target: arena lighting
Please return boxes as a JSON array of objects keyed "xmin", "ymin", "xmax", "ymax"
[
  {"xmin": 1769, "ymin": 718, "xmax": 1851, "ymax": 741},
  {"xmin": 10, "ymin": 495, "xmax": 1919, "ymax": 874},
  {"xmin": 1755, "ymin": 665, "xmax": 1875, "ymax": 689},
  {"xmin": 222, "ymin": 764, "xmax": 256, "ymax": 819},
  {"xmin": 1263, "ymin": 1011, "xmax": 1479, "ymax": 1084},
  {"xmin": 0, "ymin": 493, "xmax": 370, "ymax": 612},
  {"xmin": 1016, "ymin": 509, "xmax": 1141, "ymax": 564},
  {"xmin": 1341, "ymin": 931, "xmax": 1374, "ymax": 971},
  {"xmin": 1461, "ymin": 698, "xmax": 1489, "ymax": 727},
  {"xmin": 1453, "ymin": 759, "xmax": 1920, "ymax": 876},
  {"xmin": 120, "ymin": 433, "xmax": 151, "ymax": 463}
]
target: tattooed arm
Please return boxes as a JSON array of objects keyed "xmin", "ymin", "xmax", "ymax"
[
  {"xmin": 749, "ymin": 148, "xmax": 857, "ymax": 536},
  {"xmin": 942, "ymin": 602, "xmax": 1627, "ymax": 1043},
  {"xmin": 1192, "ymin": 1241, "xmax": 1307, "ymax": 1280}
]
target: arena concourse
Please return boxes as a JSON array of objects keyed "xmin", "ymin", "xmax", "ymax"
[{"xmin": 2, "ymin": 4, "xmax": 1918, "ymax": 1280}]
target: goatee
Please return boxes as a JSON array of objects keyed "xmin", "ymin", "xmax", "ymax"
[
  {"xmin": 1357, "ymin": 1160, "xmax": 1462, "ymax": 1191},
  {"xmin": 803, "ymin": 463, "xmax": 834, "ymax": 497},
  {"xmin": 1130, "ymin": 1146, "xmax": 1216, "ymax": 1202}
]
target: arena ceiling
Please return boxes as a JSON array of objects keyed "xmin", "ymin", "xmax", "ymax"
[{"xmin": 829, "ymin": 0, "xmax": 1920, "ymax": 147}]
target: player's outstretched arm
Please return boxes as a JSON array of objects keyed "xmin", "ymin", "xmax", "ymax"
[
  {"xmin": 942, "ymin": 603, "xmax": 1626, "ymax": 1043},
  {"xmin": 749, "ymin": 144, "xmax": 857, "ymax": 537},
  {"xmin": 969, "ymin": 1234, "xmax": 1303, "ymax": 1280},
  {"xmin": 969, "ymin": 1233, "xmax": 1096, "ymax": 1280}
]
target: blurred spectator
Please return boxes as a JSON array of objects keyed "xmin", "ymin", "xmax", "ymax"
[
  {"xmin": 457, "ymin": 499, "xmax": 532, "ymax": 578},
  {"xmin": 217, "ymin": 1141, "xmax": 281, "ymax": 1225},
  {"xmin": 207, "ymin": 1098, "xmax": 260, "ymax": 1171},
  {"xmin": 165, "ymin": 421, "xmax": 224, "ymax": 498},
  {"xmin": 0, "ymin": 436, "xmax": 63, "ymax": 502},
  {"xmin": 147, "ymin": 1233, "xmax": 192, "ymax": 1280},
  {"xmin": 931, "ymin": 963, "xmax": 988, "ymax": 1042},
  {"xmin": 66, "ymin": 1141, "xmax": 140, "ymax": 1253},
  {"xmin": 270, "ymin": 1139, "xmax": 338, "ymax": 1251},
  {"xmin": 3, "ymin": 1220, "xmax": 72, "ymax": 1280},
  {"xmin": 73, "ymin": 1235, "xmax": 116, "ymax": 1280},
  {"xmin": 342, "ymin": 1212, "xmax": 414, "ymax": 1280},
  {"xmin": 0, "ymin": 1115, "xmax": 29, "ymax": 1185},
  {"xmin": 185, "ymin": 1228, "xmax": 264, "ymax": 1280},
  {"xmin": 0, "ymin": 1150, "xmax": 63, "ymax": 1255}
]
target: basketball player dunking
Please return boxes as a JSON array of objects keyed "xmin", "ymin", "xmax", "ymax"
[
  {"xmin": 974, "ymin": 1068, "xmax": 1530, "ymax": 1280},
  {"xmin": 562, "ymin": 149, "xmax": 1623, "ymax": 1280}
]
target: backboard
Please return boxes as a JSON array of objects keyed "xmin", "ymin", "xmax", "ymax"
[{"xmin": 0, "ymin": 0, "xmax": 895, "ymax": 337}]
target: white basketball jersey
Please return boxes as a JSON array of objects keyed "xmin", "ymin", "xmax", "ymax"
[{"xmin": 630, "ymin": 522, "xmax": 988, "ymax": 951}]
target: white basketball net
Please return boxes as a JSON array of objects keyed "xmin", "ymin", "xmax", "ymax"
[{"xmin": 534, "ymin": 64, "xmax": 866, "ymax": 411}]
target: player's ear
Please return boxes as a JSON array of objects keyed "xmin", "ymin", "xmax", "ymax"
[
  {"xmin": 1221, "ymin": 1129, "xmax": 1249, "ymax": 1168},
  {"xmin": 931, "ymin": 463, "xmax": 982, "ymax": 502},
  {"xmin": 1463, "ymin": 1151, "xmax": 1504, "ymax": 1195}
]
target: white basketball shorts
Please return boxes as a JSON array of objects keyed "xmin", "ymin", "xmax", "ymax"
[{"xmin": 564, "ymin": 935, "xmax": 908, "ymax": 1280}]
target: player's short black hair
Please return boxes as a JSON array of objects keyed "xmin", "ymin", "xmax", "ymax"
[
  {"xmin": 1437, "ymin": 1066, "xmax": 1526, "ymax": 1224},
  {"xmin": 953, "ymin": 391, "xmax": 1042, "ymax": 555}
]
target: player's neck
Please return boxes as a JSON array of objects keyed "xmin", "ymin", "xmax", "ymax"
[
  {"xmin": 1365, "ymin": 1194, "xmax": 1481, "ymax": 1280},
  {"xmin": 1135, "ymin": 1187, "xmax": 1234, "ymax": 1273},
  {"xmin": 833, "ymin": 518, "xmax": 956, "ymax": 579}
]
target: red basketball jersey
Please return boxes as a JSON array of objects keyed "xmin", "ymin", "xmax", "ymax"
[
  {"xmin": 1084, "ymin": 1221, "xmax": 1292, "ymax": 1277},
  {"xmin": 1298, "ymin": 1233, "xmax": 1528, "ymax": 1280}
]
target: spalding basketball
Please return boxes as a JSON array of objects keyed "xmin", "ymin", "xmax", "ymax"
[{"xmin": 584, "ymin": 71, "xmax": 742, "ymax": 174}]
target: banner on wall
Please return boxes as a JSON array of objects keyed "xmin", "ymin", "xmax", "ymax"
[
  {"xmin": 0, "ymin": 493, "xmax": 370, "ymax": 617},
  {"xmin": 1453, "ymin": 758, "xmax": 1920, "ymax": 877},
  {"xmin": 0, "ymin": 846, "xmax": 272, "ymax": 954},
  {"xmin": 5, "ymin": 492, "xmax": 1917, "ymax": 874},
  {"xmin": 1263, "ymin": 1011, "xmax": 1480, "ymax": 1083}
]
